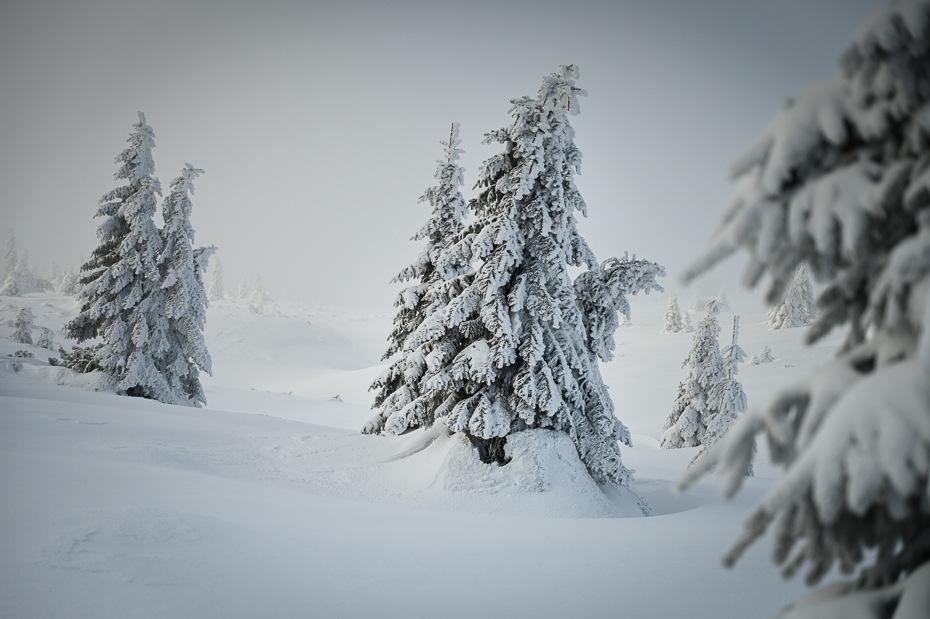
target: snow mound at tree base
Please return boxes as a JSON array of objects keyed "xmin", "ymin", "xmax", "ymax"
[{"xmin": 427, "ymin": 429, "xmax": 646, "ymax": 518}]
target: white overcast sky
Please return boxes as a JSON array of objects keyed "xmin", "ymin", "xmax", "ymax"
[{"xmin": 0, "ymin": 0, "xmax": 882, "ymax": 312}]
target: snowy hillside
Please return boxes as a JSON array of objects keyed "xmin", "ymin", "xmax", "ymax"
[{"xmin": 0, "ymin": 291, "xmax": 844, "ymax": 618}]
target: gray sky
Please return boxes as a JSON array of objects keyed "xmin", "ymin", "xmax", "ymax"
[{"xmin": 0, "ymin": 0, "xmax": 883, "ymax": 311}]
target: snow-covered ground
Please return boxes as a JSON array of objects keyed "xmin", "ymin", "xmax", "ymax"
[{"xmin": 0, "ymin": 291, "xmax": 845, "ymax": 618}]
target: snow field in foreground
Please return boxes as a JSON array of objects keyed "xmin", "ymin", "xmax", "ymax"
[{"xmin": 0, "ymin": 291, "xmax": 842, "ymax": 618}]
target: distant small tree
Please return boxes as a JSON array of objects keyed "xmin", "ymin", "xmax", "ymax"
[
  {"xmin": 661, "ymin": 292, "xmax": 685, "ymax": 333},
  {"xmin": 11, "ymin": 308, "xmax": 34, "ymax": 345},
  {"xmin": 237, "ymin": 278, "xmax": 248, "ymax": 300},
  {"xmin": 208, "ymin": 258, "xmax": 224, "ymax": 301},
  {"xmin": 250, "ymin": 274, "xmax": 264, "ymax": 314},
  {"xmin": 767, "ymin": 264, "xmax": 816, "ymax": 329},
  {"xmin": 48, "ymin": 261, "xmax": 61, "ymax": 290},
  {"xmin": 681, "ymin": 309, "xmax": 693, "ymax": 332},
  {"xmin": 3, "ymin": 230, "xmax": 17, "ymax": 281},
  {"xmin": 37, "ymin": 327, "xmax": 54, "ymax": 350},
  {"xmin": 59, "ymin": 268, "xmax": 79, "ymax": 296},
  {"xmin": 661, "ymin": 301, "xmax": 725, "ymax": 449}
]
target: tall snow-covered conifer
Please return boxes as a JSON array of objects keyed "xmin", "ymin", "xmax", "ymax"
[
  {"xmin": 679, "ymin": 1, "xmax": 930, "ymax": 615},
  {"xmin": 63, "ymin": 112, "xmax": 173, "ymax": 401},
  {"xmin": 158, "ymin": 164, "xmax": 215, "ymax": 406},
  {"xmin": 382, "ymin": 66, "xmax": 663, "ymax": 493},
  {"xmin": 661, "ymin": 301, "xmax": 725, "ymax": 449},
  {"xmin": 366, "ymin": 123, "xmax": 472, "ymax": 435}
]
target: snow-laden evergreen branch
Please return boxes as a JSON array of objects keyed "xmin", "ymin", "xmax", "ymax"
[{"xmin": 679, "ymin": 1, "xmax": 930, "ymax": 615}]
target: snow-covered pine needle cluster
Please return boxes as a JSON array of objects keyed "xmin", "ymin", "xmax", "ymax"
[
  {"xmin": 63, "ymin": 112, "xmax": 215, "ymax": 407},
  {"xmin": 368, "ymin": 66, "xmax": 664, "ymax": 495},
  {"xmin": 680, "ymin": 0, "xmax": 930, "ymax": 615}
]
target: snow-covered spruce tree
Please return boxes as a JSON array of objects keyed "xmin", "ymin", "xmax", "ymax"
[
  {"xmin": 37, "ymin": 326, "xmax": 54, "ymax": 350},
  {"xmin": 250, "ymin": 274, "xmax": 263, "ymax": 314},
  {"xmin": 661, "ymin": 292, "xmax": 685, "ymax": 333},
  {"xmin": 681, "ymin": 308, "xmax": 693, "ymax": 332},
  {"xmin": 48, "ymin": 261, "xmax": 61, "ymax": 290},
  {"xmin": 387, "ymin": 65, "xmax": 663, "ymax": 492},
  {"xmin": 696, "ymin": 315, "xmax": 749, "ymax": 472},
  {"xmin": 767, "ymin": 264, "xmax": 817, "ymax": 329},
  {"xmin": 63, "ymin": 112, "xmax": 174, "ymax": 402},
  {"xmin": 158, "ymin": 164, "xmax": 215, "ymax": 406},
  {"xmin": 59, "ymin": 268, "xmax": 79, "ymax": 296},
  {"xmin": 3, "ymin": 230, "xmax": 17, "ymax": 282},
  {"xmin": 237, "ymin": 278, "xmax": 248, "ymax": 299},
  {"xmin": 679, "ymin": 1, "xmax": 930, "ymax": 615},
  {"xmin": 365, "ymin": 122, "xmax": 472, "ymax": 435},
  {"xmin": 0, "ymin": 232, "xmax": 35, "ymax": 296},
  {"xmin": 208, "ymin": 258, "xmax": 224, "ymax": 301},
  {"xmin": 11, "ymin": 308, "xmax": 34, "ymax": 344},
  {"xmin": 661, "ymin": 300, "xmax": 725, "ymax": 449}
]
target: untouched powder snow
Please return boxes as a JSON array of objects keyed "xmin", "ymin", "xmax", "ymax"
[{"xmin": 0, "ymin": 291, "xmax": 841, "ymax": 618}]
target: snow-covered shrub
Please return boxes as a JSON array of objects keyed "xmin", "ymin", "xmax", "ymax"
[
  {"xmin": 767, "ymin": 265, "xmax": 817, "ymax": 329},
  {"xmin": 49, "ymin": 344, "xmax": 105, "ymax": 374},
  {"xmin": 680, "ymin": 1, "xmax": 930, "ymax": 616},
  {"xmin": 367, "ymin": 123, "xmax": 472, "ymax": 436},
  {"xmin": 661, "ymin": 301, "xmax": 725, "ymax": 449},
  {"xmin": 9, "ymin": 350, "xmax": 34, "ymax": 358},
  {"xmin": 749, "ymin": 346, "xmax": 775, "ymax": 365},
  {"xmin": 11, "ymin": 308, "xmax": 34, "ymax": 344}
]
